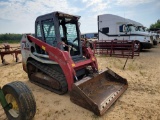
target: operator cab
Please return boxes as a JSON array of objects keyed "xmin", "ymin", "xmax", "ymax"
[{"xmin": 35, "ymin": 11, "xmax": 82, "ymax": 59}]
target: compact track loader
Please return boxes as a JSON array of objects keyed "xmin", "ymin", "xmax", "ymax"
[{"xmin": 21, "ymin": 11, "xmax": 128, "ymax": 116}]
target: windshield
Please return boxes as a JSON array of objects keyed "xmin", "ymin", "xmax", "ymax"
[
  {"xmin": 139, "ymin": 27, "xmax": 144, "ymax": 32},
  {"xmin": 136, "ymin": 26, "xmax": 145, "ymax": 32},
  {"xmin": 66, "ymin": 23, "xmax": 78, "ymax": 44},
  {"xmin": 127, "ymin": 25, "xmax": 136, "ymax": 32},
  {"xmin": 59, "ymin": 18, "xmax": 80, "ymax": 56},
  {"xmin": 143, "ymin": 27, "xmax": 148, "ymax": 32}
]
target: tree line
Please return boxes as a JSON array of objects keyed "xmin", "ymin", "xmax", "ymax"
[
  {"xmin": 150, "ymin": 19, "xmax": 160, "ymax": 30},
  {"xmin": 0, "ymin": 33, "xmax": 22, "ymax": 43},
  {"xmin": 0, "ymin": 33, "xmax": 22, "ymax": 40}
]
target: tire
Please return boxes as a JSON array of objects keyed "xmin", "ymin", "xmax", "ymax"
[
  {"xmin": 140, "ymin": 43, "xmax": 143, "ymax": 51},
  {"xmin": 2, "ymin": 81, "xmax": 36, "ymax": 120},
  {"xmin": 134, "ymin": 41, "xmax": 140, "ymax": 52},
  {"xmin": 153, "ymin": 40, "xmax": 157, "ymax": 45}
]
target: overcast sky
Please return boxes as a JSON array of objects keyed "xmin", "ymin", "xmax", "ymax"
[{"xmin": 0, "ymin": 0, "xmax": 159, "ymax": 34}]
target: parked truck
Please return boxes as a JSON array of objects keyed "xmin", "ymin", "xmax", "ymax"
[
  {"xmin": 98, "ymin": 14, "xmax": 152, "ymax": 50},
  {"xmin": 132, "ymin": 21, "xmax": 158, "ymax": 45}
]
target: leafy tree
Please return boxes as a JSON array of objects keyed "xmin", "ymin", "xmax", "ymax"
[{"xmin": 150, "ymin": 19, "xmax": 160, "ymax": 29}]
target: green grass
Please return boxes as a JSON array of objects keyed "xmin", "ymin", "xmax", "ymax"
[{"xmin": 0, "ymin": 40, "xmax": 20, "ymax": 44}]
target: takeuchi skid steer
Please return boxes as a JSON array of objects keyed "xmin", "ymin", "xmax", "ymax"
[{"xmin": 21, "ymin": 11, "xmax": 128, "ymax": 116}]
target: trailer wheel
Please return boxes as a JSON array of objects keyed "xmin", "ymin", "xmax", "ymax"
[{"xmin": 2, "ymin": 81, "xmax": 36, "ymax": 120}]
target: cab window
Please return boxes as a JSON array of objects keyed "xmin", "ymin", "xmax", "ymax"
[
  {"xmin": 42, "ymin": 20, "xmax": 56, "ymax": 46},
  {"xmin": 36, "ymin": 23, "xmax": 42, "ymax": 37}
]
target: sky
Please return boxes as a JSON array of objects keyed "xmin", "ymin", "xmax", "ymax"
[{"xmin": 0, "ymin": 0, "xmax": 159, "ymax": 34}]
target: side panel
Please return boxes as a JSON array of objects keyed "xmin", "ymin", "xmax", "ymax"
[
  {"xmin": 21, "ymin": 34, "xmax": 75, "ymax": 90},
  {"xmin": 21, "ymin": 35, "xmax": 33, "ymax": 72},
  {"xmin": 98, "ymin": 15, "xmax": 130, "ymax": 41},
  {"xmin": 25, "ymin": 35, "xmax": 78, "ymax": 91}
]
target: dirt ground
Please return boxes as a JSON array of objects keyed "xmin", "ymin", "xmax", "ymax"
[{"xmin": 0, "ymin": 43, "xmax": 160, "ymax": 120}]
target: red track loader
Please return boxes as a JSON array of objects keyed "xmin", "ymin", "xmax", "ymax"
[{"xmin": 21, "ymin": 11, "xmax": 128, "ymax": 116}]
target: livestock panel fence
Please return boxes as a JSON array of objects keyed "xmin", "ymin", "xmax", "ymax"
[{"xmin": 93, "ymin": 40, "xmax": 140, "ymax": 59}]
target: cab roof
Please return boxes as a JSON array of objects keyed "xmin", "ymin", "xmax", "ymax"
[{"xmin": 36, "ymin": 11, "xmax": 80, "ymax": 21}]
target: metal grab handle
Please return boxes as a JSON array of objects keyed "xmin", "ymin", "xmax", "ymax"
[{"xmin": 57, "ymin": 42, "xmax": 72, "ymax": 53}]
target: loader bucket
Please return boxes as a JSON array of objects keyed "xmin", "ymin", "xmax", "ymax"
[{"xmin": 70, "ymin": 68, "xmax": 128, "ymax": 116}]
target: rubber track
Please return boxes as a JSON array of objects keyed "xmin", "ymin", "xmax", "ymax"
[{"xmin": 27, "ymin": 60, "xmax": 68, "ymax": 95}]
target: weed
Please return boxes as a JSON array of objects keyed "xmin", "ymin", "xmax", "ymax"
[
  {"xmin": 128, "ymin": 64, "xmax": 136, "ymax": 71},
  {"xmin": 91, "ymin": 114, "xmax": 100, "ymax": 120},
  {"xmin": 139, "ymin": 71, "xmax": 145, "ymax": 76},
  {"xmin": 48, "ymin": 112, "xmax": 51, "ymax": 117},
  {"xmin": 54, "ymin": 100, "xmax": 60, "ymax": 105}
]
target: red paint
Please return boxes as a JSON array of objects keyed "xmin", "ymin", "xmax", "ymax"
[{"xmin": 27, "ymin": 35, "xmax": 98, "ymax": 90}]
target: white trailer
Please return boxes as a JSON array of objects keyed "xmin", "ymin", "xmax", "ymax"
[{"xmin": 98, "ymin": 14, "xmax": 152, "ymax": 50}]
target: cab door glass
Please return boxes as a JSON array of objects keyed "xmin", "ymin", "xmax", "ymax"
[
  {"xmin": 37, "ymin": 23, "xmax": 42, "ymax": 37},
  {"xmin": 42, "ymin": 20, "xmax": 56, "ymax": 46},
  {"xmin": 59, "ymin": 25, "xmax": 64, "ymax": 37}
]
